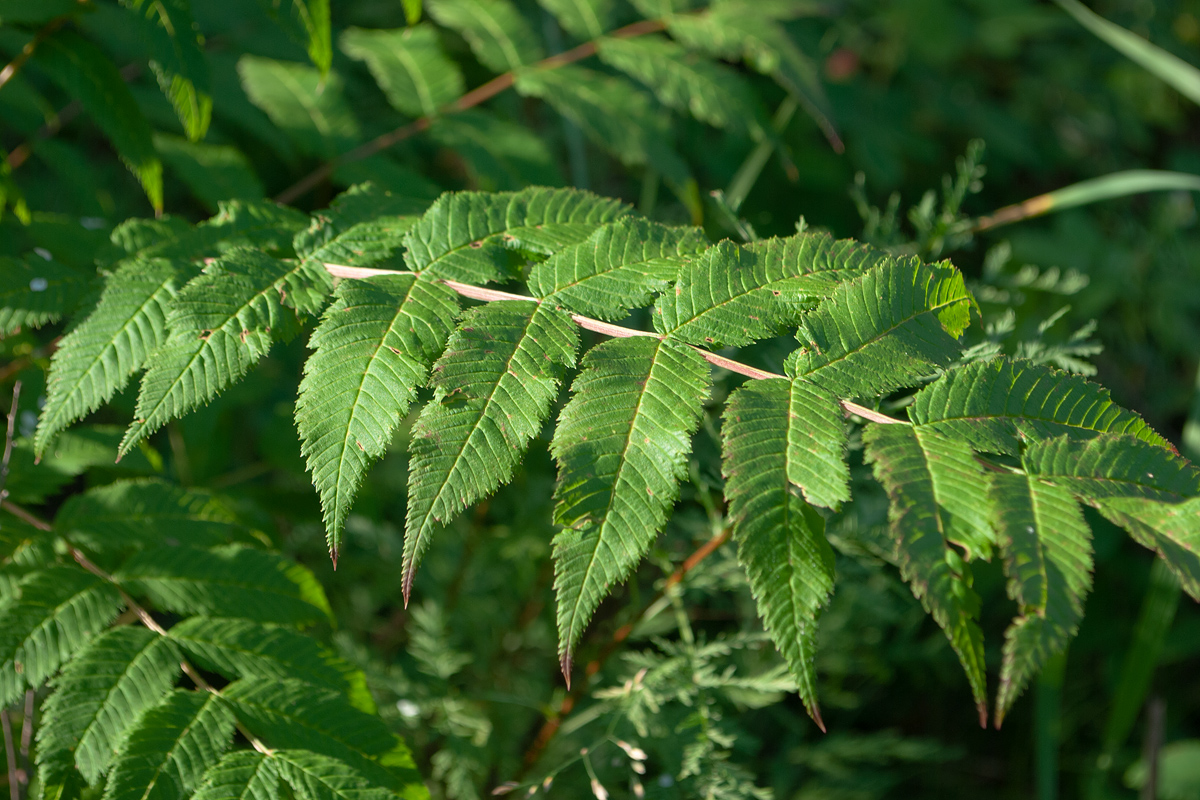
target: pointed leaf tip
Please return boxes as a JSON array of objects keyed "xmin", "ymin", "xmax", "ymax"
[
  {"xmin": 977, "ymin": 703, "xmax": 988, "ymax": 729},
  {"xmin": 329, "ymin": 547, "xmax": 338, "ymax": 570},
  {"xmin": 560, "ymin": 653, "xmax": 572, "ymax": 690},
  {"xmin": 810, "ymin": 704, "xmax": 826, "ymax": 734}
]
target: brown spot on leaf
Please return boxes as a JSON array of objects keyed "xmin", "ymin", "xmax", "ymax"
[{"xmin": 469, "ymin": 240, "xmax": 484, "ymax": 249}]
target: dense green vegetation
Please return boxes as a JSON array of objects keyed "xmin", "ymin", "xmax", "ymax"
[{"xmin": 2, "ymin": 1, "xmax": 1199, "ymax": 799}]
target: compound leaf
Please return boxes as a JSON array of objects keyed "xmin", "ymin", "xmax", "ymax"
[
  {"xmin": 551, "ymin": 337, "xmax": 710, "ymax": 676},
  {"xmin": 1023, "ymin": 433, "xmax": 1200, "ymax": 502},
  {"xmin": 991, "ymin": 473, "xmax": 1093, "ymax": 726},
  {"xmin": 403, "ymin": 301, "xmax": 579, "ymax": 601},
  {"xmin": 193, "ymin": 751, "xmax": 280, "ymax": 800},
  {"xmin": 721, "ymin": 377, "xmax": 838, "ymax": 725},
  {"xmin": 38, "ymin": 627, "xmax": 181, "ymax": 785},
  {"xmin": 115, "ymin": 546, "xmax": 333, "ymax": 626},
  {"xmin": 298, "ymin": 274, "xmax": 459, "ymax": 556},
  {"xmin": 36, "ymin": 259, "xmax": 196, "ymax": 457},
  {"xmin": 529, "ymin": 217, "xmax": 707, "ymax": 320},
  {"xmin": 340, "ymin": 25, "xmax": 463, "ymax": 118},
  {"xmin": 862, "ymin": 424, "xmax": 988, "ymax": 724},
  {"xmin": 786, "ymin": 258, "xmax": 972, "ymax": 397},
  {"xmin": 425, "ymin": 0, "xmax": 542, "ymax": 73},
  {"xmin": 238, "ymin": 56, "xmax": 358, "ymax": 159},
  {"xmin": 908, "ymin": 358, "xmax": 1170, "ymax": 456}
]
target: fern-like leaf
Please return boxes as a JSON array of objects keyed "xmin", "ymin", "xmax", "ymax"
[
  {"xmin": 193, "ymin": 751, "xmax": 280, "ymax": 800},
  {"xmin": 0, "ymin": 256, "xmax": 93, "ymax": 335},
  {"xmin": 786, "ymin": 258, "xmax": 972, "ymax": 397},
  {"xmin": 0, "ymin": 567, "xmax": 123, "ymax": 707},
  {"xmin": 403, "ymin": 186, "xmax": 629, "ymax": 283},
  {"xmin": 115, "ymin": 546, "xmax": 333, "ymax": 626},
  {"xmin": 551, "ymin": 337, "xmax": 710, "ymax": 677},
  {"xmin": 597, "ymin": 35, "xmax": 763, "ymax": 133},
  {"xmin": 120, "ymin": 249, "xmax": 332, "ymax": 456},
  {"xmin": 298, "ymin": 274, "xmax": 459, "ymax": 555},
  {"xmin": 403, "ymin": 301, "xmax": 579, "ymax": 601},
  {"xmin": 528, "ymin": 217, "xmax": 707, "ymax": 320},
  {"xmin": 168, "ymin": 617, "xmax": 376, "ymax": 713},
  {"xmin": 425, "ymin": 0, "xmax": 542, "ymax": 73},
  {"xmin": 223, "ymin": 678, "xmax": 417, "ymax": 791},
  {"xmin": 38, "ymin": 627, "xmax": 181, "ymax": 785},
  {"xmin": 862, "ymin": 424, "xmax": 989, "ymax": 724},
  {"xmin": 655, "ymin": 232, "xmax": 882, "ymax": 348},
  {"xmin": 721, "ymin": 378, "xmax": 838, "ymax": 726},
  {"xmin": 908, "ymin": 358, "xmax": 1170, "ymax": 456},
  {"xmin": 35, "ymin": 260, "xmax": 195, "ymax": 457},
  {"xmin": 991, "ymin": 473, "xmax": 1092, "ymax": 726},
  {"xmin": 340, "ymin": 25, "xmax": 464, "ymax": 118},
  {"xmin": 101, "ymin": 690, "xmax": 236, "ymax": 800}
]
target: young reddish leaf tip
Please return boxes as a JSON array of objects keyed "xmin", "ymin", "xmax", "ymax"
[
  {"xmin": 330, "ymin": 547, "xmax": 338, "ymax": 570},
  {"xmin": 977, "ymin": 703, "xmax": 988, "ymax": 730},
  {"xmin": 810, "ymin": 704, "xmax": 827, "ymax": 734}
]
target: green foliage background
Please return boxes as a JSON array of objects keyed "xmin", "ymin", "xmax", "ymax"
[{"xmin": 2, "ymin": 0, "xmax": 1200, "ymax": 798}]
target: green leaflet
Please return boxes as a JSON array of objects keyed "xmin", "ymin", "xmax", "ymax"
[
  {"xmin": 54, "ymin": 479, "xmax": 244, "ymax": 557},
  {"xmin": 551, "ymin": 337, "xmax": 710, "ymax": 675},
  {"xmin": 656, "ymin": 231, "xmax": 882, "ymax": 348},
  {"xmin": 0, "ymin": 567, "xmax": 123, "ymax": 708},
  {"xmin": 403, "ymin": 301, "xmax": 579, "ymax": 601},
  {"xmin": 237, "ymin": 56, "xmax": 359, "ymax": 159},
  {"xmin": 254, "ymin": 0, "xmax": 333, "ymax": 76},
  {"xmin": 54, "ymin": 479, "xmax": 239, "ymax": 552},
  {"xmin": 298, "ymin": 274, "xmax": 459, "ymax": 555},
  {"xmin": 537, "ymin": 0, "xmax": 614, "ymax": 38},
  {"xmin": 105, "ymin": 200, "xmax": 308, "ymax": 267},
  {"xmin": 425, "ymin": 0, "xmax": 542, "ymax": 73},
  {"xmin": 101, "ymin": 690, "xmax": 236, "ymax": 800},
  {"xmin": 38, "ymin": 628, "xmax": 181, "ymax": 785},
  {"xmin": 115, "ymin": 545, "xmax": 334, "ymax": 626},
  {"xmin": 0, "ymin": 255, "xmax": 93, "ymax": 336},
  {"xmin": 294, "ymin": 182, "xmax": 429, "ymax": 267},
  {"xmin": 786, "ymin": 258, "xmax": 972, "ymax": 397},
  {"xmin": 193, "ymin": 751, "xmax": 281, "ymax": 800},
  {"xmin": 120, "ymin": 249, "xmax": 332, "ymax": 456},
  {"xmin": 1096, "ymin": 496, "xmax": 1200, "ymax": 600},
  {"xmin": 168, "ymin": 617, "xmax": 376, "ymax": 713},
  {"xmin": 721, "ymin": 378, "xmax": 837, "ymax": 726},
  {"xmin": 908, "ymin": 358, "xmax": 1170, "ymax": 456},
  {"xmin": 154, "ymin": 135, "xmax": 265, "ymax": 213},
  {"xmin": 223, "ymin": 678, "xmax": 419, "ymax": 792},
  {"xmin": 340, "ymin": 25, "xmax": 464, "ymax": 118},
  {"xmin": 529, "ymin": 217, "xmax": 708, "ymax": 320},
  {"xmin": 122, "ymin": 0, "xmax": 212, "ymax": 141},
  {"xmin": 428, "ymin": 111, "xmax": 564, "ymax": 191},
  {"xmin": 35, "ymin": 259, "xmax": 195, "ymax": 457},
  {"xmin": 272, "ymin": 750, "xmax": 408, "ymax": 800},
  {"xmin": 991, "ymin": 473, "xmax": 1093, "ymax": 726},
  {"xmin": 665, "ymin": 5, "xmax": 838, "ymax": 147},
  {"xmin": 786, "ymin": 380, "xmax": 852, "ymax": 509},
  {"xmin": 862, "ymin": 424, "xmax": 988, "ymax": 724},
  {"xmin": 513, "ymin": 66, "xmax": 694, "ymax": 194},
  {"xmin": 403, "ymin": 187, "xmax": 629, "ymax": 283},
  {"xmin": 1023, "ymin": 433, "xmax": 1200, "ymax": 501},
  {"xmin": 597, "ymin": 35, "xmax": 763, "ymax": 133},
  {"xmin": 32, "ymin": 29, "xmax": 163, "ymax": 211}
]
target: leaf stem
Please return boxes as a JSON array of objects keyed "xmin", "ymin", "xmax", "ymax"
[
  {"xmin": 0, "ymin": 13, "xmax": 70, "ymax": 94},
  {"xmin": 0, "ymin": 382, "xmax": 21, "ymax": 504},
  {"xmin": 274, "ymin": 18, "xmax": 668, "ymax": 204},
  {"xmin": 324, "ymin": 264, "xmax": 906, "ymax": 425}
]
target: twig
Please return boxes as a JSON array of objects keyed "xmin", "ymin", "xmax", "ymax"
[
  {"xmin": 1141, "ymin": 696, "xmax": 1165, "ymax": 800},
  {"xmin": 0, "ymin": 14, "xmax": 70, "ymax": 94},
  {"xmin": 0, "ymin": 382, "xmax": 20, "ymax": 505},
  {"xmin": 519, "ymin": 527, "xmax": 732, "ymax": 775},
  {"xmin": 1, "ymin": 708, "xmax": 16, "ymax": 800},
  {"xmin": 324, "ymin": 264, "xmax": 906, "ymax": 426},
  {"xmin": 274, "ymin": 18, "xmax": 669, "ymax": 204}
]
